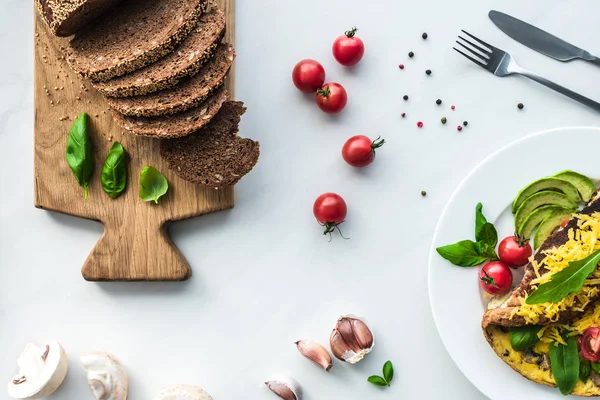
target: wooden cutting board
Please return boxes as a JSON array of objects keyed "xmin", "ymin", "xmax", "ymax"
[{"xmin": 33, "ymin": 1, "xmax": 236, "ymax": 281}]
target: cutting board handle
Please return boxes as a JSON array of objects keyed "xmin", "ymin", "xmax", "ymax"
[{"xmin": 81, "ymin": 220, "xmax": 191, "ymax": 281}]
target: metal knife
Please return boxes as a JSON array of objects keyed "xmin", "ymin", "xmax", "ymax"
[{"xmin": 489, "ymin": 10, "xmax": 600, "ymax": 67}]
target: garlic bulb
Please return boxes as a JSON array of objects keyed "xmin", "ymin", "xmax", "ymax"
[
  {"xmin": 152, "ymin": 384, "xmax": 213, "ymax": 400},
  {"xmin": 295, "ymin": 340, "xmax": 332, "ymax": 371},
  {"xmin": 265, "ymin": 375, "xmax": 302, "ymax": 400},
  {"xmin": 7, "ymin": 341, "xmax": 68, "ymax": 399},
  {"xmin": 329, "ymin": 315, "xmax": 374, "ymax": 364},
  {"xmin": 80, "ymin": 351, "xmax": 129, "ymax": 400}
]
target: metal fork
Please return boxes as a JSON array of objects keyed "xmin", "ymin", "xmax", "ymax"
[{"xmin": 454, "ymin": 30, "xmax": 600, "ymax": 112}]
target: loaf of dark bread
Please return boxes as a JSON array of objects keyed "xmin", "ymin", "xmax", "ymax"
[
  {"xmin": 112, "ymin": 87, "xmax": 229, "ymax": 138},
  {"xmin": 93, "ymin": 7, "xmax": 226, "ymax": 97},
  {"xmin": 66, "ymin": 0, "xmax": 208, "ymax": 82},
  {"xmin": 160, "ymin": 101, "xmax": 260, "ymax": 189},
  {"xmin": 106, "ymin": 43, "xmax": 234, "ymax": 117},
  {"xmin": 35, "ymin": 0, "xmax": 123, "ymax": 37}
]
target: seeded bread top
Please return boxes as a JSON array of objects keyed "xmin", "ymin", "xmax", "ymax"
[
  {"xmin": 160, "ymin": 101, "xmax": 260, "ymax": 189},
  {"xmin": 67, "ymin": 0, "xmax": 207, "ymax": 81},
  {"xmin": 36, "ymin": 0, "xmax": 123, "ymax": 37},
  {"xmin": 93, "ymin": 7, "xmax": 226, "ymax": 97},
  {"xmin": 112, "ymin": 87, "xmax": 229, "ymax": 138},
  {"xmin": 106, "ymin": 43, "xmax": 234, "ymax": 117}
]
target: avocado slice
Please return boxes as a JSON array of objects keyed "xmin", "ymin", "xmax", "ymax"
[
  {"xmin": 533, "ymin": 209, "xmax": 575, "ymax": 249},
  {"xmin": 512, "ymin": 178, "xmax": 581, "ymax": 213},
  {"xmin": 553, "ymin": 170, "xmax": 597, "ymax": 203},
  {"xmin": 517, "ymin": 205, "xmax": 574, "ymax": 238},
  {"xmin": 514, "ymin": 191, "xmax": 578, "ymax": 232}
]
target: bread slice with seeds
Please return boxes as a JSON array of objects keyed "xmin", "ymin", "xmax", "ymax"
[
  {"xmin": 160, "ymin": 101, "xmax": 260, "ymax": 189},
  {"xmin": 66, "ymin": 0, "xmax": 208, "ymax": 82},
  {"xmin": 35, "ymin": 0, "xmax": 123, "ymax": 37},
  {"xmin": 93, "ymin": 7, "xmax": 226, "ymax": 97},
  {"xmin": 112, "ymin": 86, "xmax": 229, "ymax": 138},
  {"xmin": 107, "ymin": 43, "xmax": 234, "ymax": 117}
]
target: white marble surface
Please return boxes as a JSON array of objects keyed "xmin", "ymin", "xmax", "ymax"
[{"xmin": 1, "ymin": 0, "xmax": 600, "ymax": 399}]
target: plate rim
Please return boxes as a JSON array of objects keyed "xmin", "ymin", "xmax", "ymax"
[{"xmin": 427, "ymin": 126, "xmax": 600, "ymax": 398}]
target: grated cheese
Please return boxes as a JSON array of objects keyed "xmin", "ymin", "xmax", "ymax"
[{"xmin": 511, "ymin": 212, "xmax": 600, "ymax": 324}]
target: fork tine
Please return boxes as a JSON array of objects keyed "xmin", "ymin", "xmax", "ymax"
[
  {"xmin": 461, "ymin": 30, "xmax": 495, "ymax": 52},
  {"xmin": 458, "ymin": 35, "xmax": 491, "ymax": 57},
  {"xmin": 453, "ymin": 47, "xmax": 487, "ymax": 68},
  {"xmin": 455, "ymin": 41, "xmax": 489, "ymax": 62}
]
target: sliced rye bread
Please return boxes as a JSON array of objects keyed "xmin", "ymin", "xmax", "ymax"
[
  {"xmin": 93, "ymin": 7, "xmax": 226, "ymax": 97},
  {"xmin": 36, "ymin": 0, "xmax": 123, "ymax": 37},
  {"xmin": 66, "ymin": 0, "xmax": 208, "ymax": 82},
  {"xmin": 160, "ymin": 101, "xmax": 260, "ymax": 189},
  {"xmin": 112, "ymin": 86, "xmax": 229, "ymax": 138},
  {"xmin": 106, "ymin": 42, "xmax": 235, "ymax": 117}
]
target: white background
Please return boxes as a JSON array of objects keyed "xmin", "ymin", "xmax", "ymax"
[{"xmin": 1, "ymin": 0, "xmax": 600, "ymax": 399}]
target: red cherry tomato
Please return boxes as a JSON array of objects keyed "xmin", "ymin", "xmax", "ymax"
[
  {"xmin": 292, "ymin": 59, "xmax": 326, "ymax": 93},
  {"xmin": 479, "ymin": 261, "xmax": 513, "ymax": 295},
  {"xmin": 316, "ymin": 83, "xmax": 347, "ymax": 114},
  {"xmin": 342, "ymin": 136, "xmax": 385, "ymax": 168},
  {"xmin": 332, "ymin": 27, "xmax": 365, "ymax": 66},
  {"xmin": 498, "ymin": 235, "xmax": 533, "ymax": 268},
  {"xmin": 313, "ymin": 193, "xmax": 348, "ymax": 238},
  {"xmin": 561, "ymin": 218, "xmax": 571, "ymax": 228},
  {"xmin": 580, "ymin": 327, "xmax": 600, "ymax": 362}
]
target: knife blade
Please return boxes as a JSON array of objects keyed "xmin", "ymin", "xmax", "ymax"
[{"xmin": 489, "ymin": 10, "xmax": 600, "ymax": 66}]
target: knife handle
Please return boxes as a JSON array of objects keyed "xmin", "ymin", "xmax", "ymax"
[
  {"xmin": 587, "ymin": 57, "xmax": 600, "ymax": 68},
  {"xmin": 518, "ymin": 70, "xmax": 600, "ymax": 112}
]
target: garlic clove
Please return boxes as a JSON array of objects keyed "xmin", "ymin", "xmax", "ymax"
[
  {"xmin": 152, "ymin": 384, "xmax": 213, "ymax": 400},
  {"xmin": 265, "ymin": 375, "xmax": 302, "ymax": 400},
  {"xmin": 7, "ymin": 340, "xmax": 69, "ymax": 400},
  {"xmin": 329, "ymin": 315, "xmax": 374, "ymax": 364},
  {"xmin": 80, "ymin": 351, "xmax": 129, "ymax": 400},
  {"xmin": 295, "ymin": 340, "xmax": 332, "ymax": 371}
]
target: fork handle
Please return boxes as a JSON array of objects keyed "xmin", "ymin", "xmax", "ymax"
[{"xmin": 518, "ymin": 71, "xmax": 600, "ymax": 112}]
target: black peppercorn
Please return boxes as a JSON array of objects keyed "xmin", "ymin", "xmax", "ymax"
[
  {"xmin": 408, "ymin": 51, "xmax": 414, "ymax": 58},
  {"xmin": 422, "ymin": 32, "xmax": 428, "ymax": 39},
  {"xmin": 403, "ymin": 95, "xmax": 409, "ymax": 100},
  {"xmin": 463, "ymin": 121, "xmax": 468, "ymax": 126},
  {"xmin": 425, "ymin": 69, "xmax": 432, "ymax": 75},
  {"xmin": 436, "ymin": 99, "xmax": 442, "ymax": 105},
  {"xmin": 518, "ymin": 102, "xmax": 524, "ymax": 109}
]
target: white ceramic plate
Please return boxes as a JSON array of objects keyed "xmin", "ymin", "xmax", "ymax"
[{"xmin": 428, "ymin": 127, "xmax": 600, "ymax": 399}]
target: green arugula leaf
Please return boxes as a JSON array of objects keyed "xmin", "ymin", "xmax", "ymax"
[
  {"xmin": 66, "ymin": 112, "xmax": 93, "ymax": 199},
  {"xmin": 526, "ymin": 250, "xmax": 600, "ymax": 304},
  {"xmin": 139, "ymin": 166, "xmax": 169, "ymax": 204},
  {"xmin": 367, "ymin": 375, "xmax": 389, "ymax": 387},
  {"xmin": 475, "ymin": 202, "xmax": 488, "ymax": 241},
  {"xmin": 509, "ymin": 325, "xmax": 542, "ymax": 351},
  {"xmin": 549, "ymin": 336, "xmax": 580, "ymax": 395},
  {"xmin": 383, "ymin": 361, "xmax": 394, "ymax": 383},
  {"xmin": 436, "ymin": 240, "xmax": 488, "ymax": 267},
  {"xmin": 101, "ymin": 142, "xmax": 127, "ymax": 199},
  {"xmin": 580, "ymin": 360, "xmax": 591, "ymax": 383},
  {"xmin": 591, "ymin": 362, "xmax": 600, "ymax": 375}
]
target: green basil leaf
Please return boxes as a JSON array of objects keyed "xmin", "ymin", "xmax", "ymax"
[
  {"xmin": 591, "ymin": 362, "xmax": 600, "ymax": 375},
  {"xmin": 526, "ymin": 250, "xmax": 600, "ymax": 304},
  {"xmin": 475, "ymin": 202, "xmax": 488, "ymax": 241},
  {"xmin": 367, "ymin": 375, "xmax": 389, "ymax": 387},
  {"xmin": 580, "ymin": 360, "xmax": 591, "ymax": 383},
  {"xmin": 549, "ymin": 336, "xmax": 580, "ymax": 395},
  {"xmin": 436, "ymin": 240, "xmax": 488, "ymax": 267},
  {"xmin": 101, "ymin": 142, "xmax": 127, "ymax": 199},
  {"xmin": 509, "ymin": 325, "xmax": 542, "ymax": 351},
  {"xmin": 139, "ymin": 166, "xmax": 168, "ymax": 204},
  {"xmin": 479, "ymin": 222, "xmax": 499, "ymax": 249},
  {"xmin": 382, "ymin": 361, "xmax": 393, "ymax": 383},
  {"xmin": 66, "ymin": 112, "xmax": 93, "ymax": 199}
]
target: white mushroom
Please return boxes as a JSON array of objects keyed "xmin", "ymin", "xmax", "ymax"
[
  {"xmin": 7, "ymin": 341, "xmax": 68, "ymax": 399},
  {"xmin": 80, "ymin": 351, "xmax": 129, "ymax": 400},
  {"xmin": 152, "ymin": 384, "xmax": 213, "ymax": 400}
]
